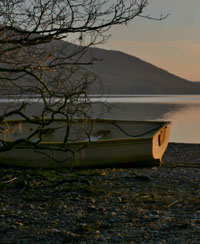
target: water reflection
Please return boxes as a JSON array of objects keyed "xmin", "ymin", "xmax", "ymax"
[
  {"xmin": 162, "ymin": 104, "xmax": 200, "ymax": 143},
  {"xmin": 93, "ymin": 102, "xmax": 184, "ymax": 121}
]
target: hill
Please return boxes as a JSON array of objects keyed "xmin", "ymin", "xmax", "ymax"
[
  {"xmin": 87, "ymin": 47, "xmax": 200, "ymax": 94},
  {"xmin": 2, "ymin": 34, "xmax": 200, "ymax": 95}
]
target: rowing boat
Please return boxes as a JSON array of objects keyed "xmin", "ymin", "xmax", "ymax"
[{"xmin": 0, "ymin": 119, "xmax": 170, "ymax": 168}]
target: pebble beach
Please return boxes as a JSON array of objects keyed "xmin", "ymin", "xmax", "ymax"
[{"xmin": 0, "ymin": 142, "xmax": 200, "ymax": 243}]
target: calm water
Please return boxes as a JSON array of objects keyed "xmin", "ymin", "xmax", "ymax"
[
  {"xmin": 91, "ymin": 95, "xmax": 200, "ymax": 143},
  {"xmin": 1, "ymin": 95, "xmax": 200, "ymax": 143}
]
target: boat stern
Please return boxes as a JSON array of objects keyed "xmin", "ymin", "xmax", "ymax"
[{"xmin": 152, "ymin": 122, "xmax": 171, "ymax": 163}]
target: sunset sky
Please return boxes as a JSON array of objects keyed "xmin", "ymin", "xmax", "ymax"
[{"xmin": 101, "ymin": 0, "xmax": 200, "ymax": 82}]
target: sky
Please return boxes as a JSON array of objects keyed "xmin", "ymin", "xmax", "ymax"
[{"xmin": 100, "ymin": 0, "xmax": 200, "ymax": 81}]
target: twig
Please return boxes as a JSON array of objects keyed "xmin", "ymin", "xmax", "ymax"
[
  {"xmin": 1, "ymin": 177, "xmax": 17, "ymax": 184},
  {"xmin": 168, "ymin": 200, "xmax": 179, "ymax": 208}
]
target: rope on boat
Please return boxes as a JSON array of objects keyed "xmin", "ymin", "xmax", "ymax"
[{"xmin": 110, "ymin": 122, "xmax": 163, "ymax": 138}]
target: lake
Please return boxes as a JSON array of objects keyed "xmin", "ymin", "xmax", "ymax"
[
  {"xmin": 1, "ymin": 95, "xmax": 200, "ymax": 143},
  {"xmin": 91, "ymin": 95, "xmax": 200, "ymax": 143}
]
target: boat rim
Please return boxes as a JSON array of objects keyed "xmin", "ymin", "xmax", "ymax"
[{"xmin": 0, "ymin": 119, "xmax": 171, "ymax": 146}]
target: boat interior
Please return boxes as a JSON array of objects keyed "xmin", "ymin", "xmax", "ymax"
[{"xmin": 0, "ymin": 119, "xmax": 169, "ymax": 143}]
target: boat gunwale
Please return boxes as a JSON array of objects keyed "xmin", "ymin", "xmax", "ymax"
[
  {"xmin": 0, "ymin": 119, "xmax": 170, "ymax": 148},
  {"xmin": 0, "ymin": 117, "xmax": 171, "ymax": 125}
]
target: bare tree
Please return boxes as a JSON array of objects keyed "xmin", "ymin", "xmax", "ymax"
[{"xmin": 0, "ymin": 0, "xmax": 165, "ymax": 166}]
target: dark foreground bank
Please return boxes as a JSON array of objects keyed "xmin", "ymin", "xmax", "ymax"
[
  {"xmin": 0, "ymin": 143, "xmax": 200, "ymax": 244},
  {"xmin": 163, "ymin": 142, "xmax": 200, "ymax": 165}
]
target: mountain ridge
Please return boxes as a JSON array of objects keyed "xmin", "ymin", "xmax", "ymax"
[
  {"xmin": 2, "ymin": 32, "xmax": 200, "ymax": 95},
  {"xmin": 87, "ymin": 46, "xmax": 200, "ymax": 94}
]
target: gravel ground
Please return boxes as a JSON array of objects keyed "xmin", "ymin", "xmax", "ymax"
[{"xmin": 0, "ymin": 143, "xmax": 200, "ymax": 244}]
